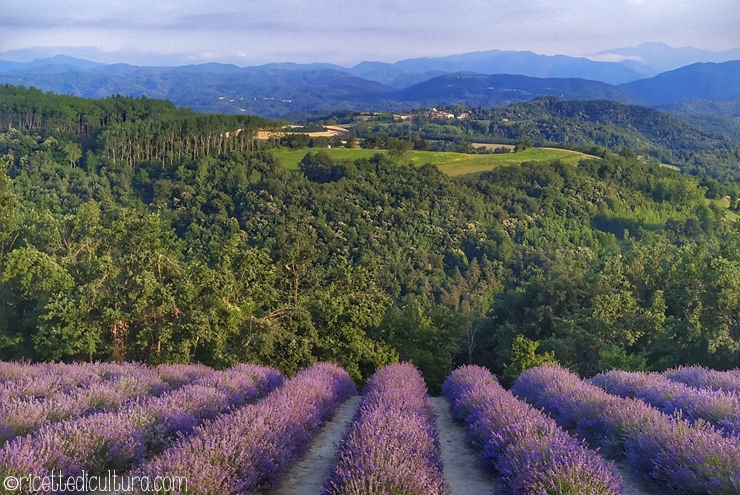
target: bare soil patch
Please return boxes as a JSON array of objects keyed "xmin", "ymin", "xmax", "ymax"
[
  {"xmin": 472, "ymin": 142, "xmax": 515, "ymax": 150},
  {"xmin": 610, "ymin": 459, "xmax": 663, "ymax": 495},
  {"xmin": 430, "ymin": 396, "xmax": 497, "ymax": 495},
  {"xmin": 265, "ymin": 395, "xmax": 361, "ymax": 495}
]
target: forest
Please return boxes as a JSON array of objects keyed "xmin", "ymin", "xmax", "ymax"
[{"xmin": 2, "ymin": 85, "xmax": 740, "ymax": 390}]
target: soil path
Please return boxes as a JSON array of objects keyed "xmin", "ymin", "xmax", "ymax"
[
  {"xmin": 610, "ymin": 460, "xmax": 662, "ymax": 495},
  {"xmin": 266, "ymin": 395, "xmax": 361, "ymax": 495},
  {"xmin": 430, "ymin": 396, "xmax": 497, "ymax": 495}
]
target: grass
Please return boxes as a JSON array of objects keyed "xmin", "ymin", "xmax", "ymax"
[
  {"xmin": 707, "ymin": 196, "xmax": 740, "ymax": 221},
  {"xmin": 271, "ymin": 147, "xmax": 595, "ymax": 176}
]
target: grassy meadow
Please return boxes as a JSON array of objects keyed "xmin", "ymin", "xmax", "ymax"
[
  {"xmin": 272, "ymin": 147, "xmax": 595, "ymax": 176},
  {"xmin": 708, "ymin": 196, "xmax": 740, "ymax": 221}
]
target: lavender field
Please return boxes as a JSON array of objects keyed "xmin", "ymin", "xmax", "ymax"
[{"xmin": 1, "ymin": 361, "xmax": 738, "ymax": 494}]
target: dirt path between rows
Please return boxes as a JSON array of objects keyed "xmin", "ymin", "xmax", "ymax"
[
  {"xmin": 266, "ymin": 395, "xmax": 361, "ymax": 495},
  {"xmin": 261, "ymin": 393, "xmax": 660, "ymax": 495},
  {"xmin": 610, "ymin": 460, "xmax": 661, "ymax": 495},
  {"xmin": 430, "ymin": 396, "xmax": 497, "ymax": 495}
]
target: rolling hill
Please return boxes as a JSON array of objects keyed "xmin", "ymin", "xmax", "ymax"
[{"xmin": 395, "ymin": 73, "xmax": 640, "ymax": 107}]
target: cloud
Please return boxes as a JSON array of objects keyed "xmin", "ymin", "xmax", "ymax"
[{"xmin": 1, "ymin": 0, "xmax": 739, "ymax": 65}]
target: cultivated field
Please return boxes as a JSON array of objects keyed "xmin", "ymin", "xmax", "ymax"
[
  {"xmin": 272, "ymin": 147, "xmax": 594, "ymax": 176},
  {"xmin": 2, "ymin": 361, "xmax": 739, "ymax": 494}
]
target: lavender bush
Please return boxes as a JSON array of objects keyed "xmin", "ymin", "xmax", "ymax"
[
  {"xmin": 443, "ymin": 365, "xmax": 623, "ymax": 495},
  {"xmin": 0, "ymin": 362, "xmax": 30, "ymax": 382},
  {"xmin": 0, "ymin": 361, "xmax": 211, "ymax": 400},
  {"xmin": 322, "ymin": 362, "xmax": 447, "ymax": 495},
  {"xmin": 137, "ymin": 362, "xmax": 356, "ymax": 495},
  {"xmin": 0, "ymin": 363, "xmax": 211, "ymax": 444},
  {"xmin": 664, "ymin": 365, "xmax": 740, "ymax": 395},
  {"xmin": 0, "ymin": 364, "xmax": 283, "ymax": 493},
  {"xmin": 155, "ymin": 363, "xmax": 214, "ymax": 388},
  {"xmin": 591, "ymin": 369, "xmax": 740, "ymax": 436},
  {"xmin": 0, "ymin": 362, "xmax": 107, "ymax": 389},
  {"xmin": 512, "ymin": 363, "xmax": 740, "ymax": 494}
]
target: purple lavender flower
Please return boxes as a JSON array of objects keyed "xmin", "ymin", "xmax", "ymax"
[
  {"xmin": 155, "ymin": 363, "xmax": 214, "ymax": 388},
  {"xmin": 592, "ymin": 369, "xmax": 740, "ymax": 436},
  {"xmin": 664, "ymin": 365, "xmax": 740, "ymax": 395},
  {"xmin": 322, "ymin": 362, "xmax": 447, "ymax": 495},
  {"xmin": 137, "ymin": 362, "xmax": 355, "ymax": 495},
  {"xmin": 0, "ymin": 364, "xmax": 283, "ymax": 494},
  {"xmin": 512, "ymin": 363, "xmax": 740, "ymax": 494},
  {"xmin": 0, "ymin": 362, "xmax": 205, "ymax": 444},
  {"xmin": 444, "ymin": 365, "xmax": 623, "ymax": 495}
]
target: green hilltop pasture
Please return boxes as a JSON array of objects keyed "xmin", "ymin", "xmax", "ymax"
[{"xmin": 271, "ymin": 147, "xmax": 594, "ymax": 176}]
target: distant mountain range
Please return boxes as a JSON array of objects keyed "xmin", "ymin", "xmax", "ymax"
[
  {"xmin": 395, "ymin": 73, "xmax": 642, "ymax": 107},
  {"xmin": 620, "ymin": 61, "xmax": 740, "ymax": 103},
  {"xmin": 347, "ymin": 50, "xmax": 643, "ymax": 87},
  {"xmin": 1, "ymin": 47, "xmax": 738, "ymax": 122},
  {"xmin": 595, "ymin": 42, "xmax": 740, "ymax": 75}
]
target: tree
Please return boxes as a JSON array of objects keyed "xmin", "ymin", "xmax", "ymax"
[
  {"xmin": 514, "ymin": 137, "xmax": 534, "ymax": 152},
  {"xmin": 387, "ymin": 137, "xmax": 413, "ymax": 162},
  {"xmin": 0, "ymin": 157, "xmax": 19, "ymax": 259},
  {"xmin": 501, "ymin": 334, "xmax": 557, "ymax": 386},
  {"xmin": 299, "ymin": 150, "xmax": 334, "ymax": 182},
  {"xmin": 372, "ymin": 300, "xmax": 467, "ymax": 393},
  {"xmin": 63, "ymin": 142, "xmax": 83, "ymax": 168}
]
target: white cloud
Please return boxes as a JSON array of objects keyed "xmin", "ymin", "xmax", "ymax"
[{"xmin": 1, "ymin": 0, "xmax": 738, "ymax": 65}]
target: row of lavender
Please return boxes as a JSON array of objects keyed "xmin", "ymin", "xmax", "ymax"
[
  {"xmin": 444, "ymin": 365, "xmax": 623, "ymax": 494},
  {"xmin": 0, "ymin": 362, "xmax": 215, "ymax": 444},
  {"xmin": 512, "ymin": 363, "xmax": 740, "ymax": 494},
  {"xmin": 5, "ymin": 359, "xmax": 737, "ymax": 494},
  {"xmin": 663, "ymin": 365, "xmax": 740, "ymax": 395},
  {"xmin": 0, "ymin": 364, "xmax": 284, "ymax": 494},
  {"xmin": 322, "ymin": 362, "xmax": 447, "ymax": 495},
  {"xmin": 0, "ymin": 361, "xmax": 164, "ymax": 384},
  {"xmin": 0, "ymin": 362, "xmax": 212, "ymax": 398},
  {"xmin": 137, "ymin": 362, "xmax": 356, "ymax": 494},
  {"xmin": 591, "ymin": 369, "xmax": 740, "ymax": 437}
]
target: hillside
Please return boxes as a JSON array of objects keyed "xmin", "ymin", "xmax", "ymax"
[
  {"xmin": 3, "ymin": 62, "xmax": 637, "ymax": 117},
  {"xmin": 2, "ymin": 87, "xmax": 740, "ymax": 383},
  {"xmin": 346, "ymin": 98, "xmax": 740, "ymax": 183},
  {"xmin": 395, "ymin": 73, "xmax": 640, "ymax": 107},
  {"xmin": 620, "ymin": 61, "xmax": 740, "ymax": 104},
  {"xmin": 657, "ymin": 100, "xmax": 740, "ymax": 141},
  {"xmin": 0, "ymin": 65, "xmax": 402, "ymax": 117}
]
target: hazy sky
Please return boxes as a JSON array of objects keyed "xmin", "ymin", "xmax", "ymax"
[{"xmin": 1, "ymin": 0, "xmax": 739, "ymax": 66}]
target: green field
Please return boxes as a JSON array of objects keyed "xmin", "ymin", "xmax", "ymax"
[
  {"xmin": 272, "ymin": 147, "xmax": 594, "ymax": 176},
  {"xmin": 708, "ymin": 196, "xmax": 740, "ymax": 221}
]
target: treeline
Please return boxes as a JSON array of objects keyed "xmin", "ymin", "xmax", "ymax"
[
  {"xmin": 0, "ymin": 85, "xmax": 280, "ymax": 167},
  {"xmin": 98, "ymin": 114, "xmax": 269, "ymax": 167},
  {"xmin": 0, "ymin": 85, "xmax": 177, "ymax": 135},
  {"xmin": 2, "ymin": 88, "xmax": 740, "ymax": 389}
]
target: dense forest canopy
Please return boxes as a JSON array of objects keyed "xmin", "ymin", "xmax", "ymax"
[{"xmin": 2, "ymin": 85, "xmax": 740, "ymax": 389}]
